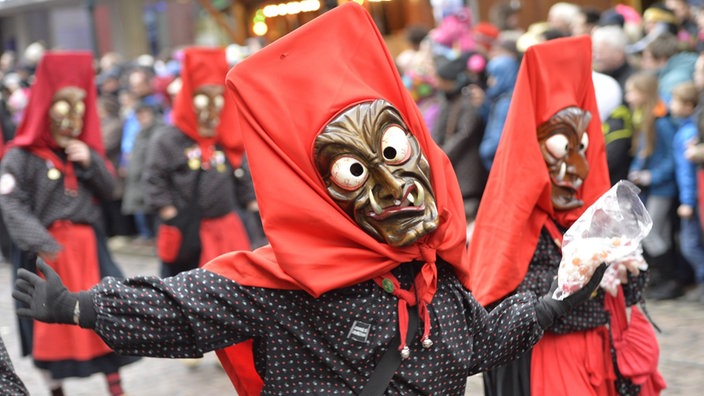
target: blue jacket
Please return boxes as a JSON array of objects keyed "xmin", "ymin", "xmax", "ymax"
[
  {"xmin": 673, "ymin": 116, "xmax": 699, "ymax": 207},
  {"xmin": 478, "ymin": 55, "xmax": 519, "ymax": 170},
  {"xmin": 629, "ymin": 116, "xmax": 677, "ymax": 197}
]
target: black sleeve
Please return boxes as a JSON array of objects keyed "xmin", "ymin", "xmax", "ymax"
[{"xmin": 88, "ymin": 268, "xmax": 266, "ymax": 358}]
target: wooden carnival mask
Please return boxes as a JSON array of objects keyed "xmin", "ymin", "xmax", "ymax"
[
  {"xmin": 537, "ymin": 106, "xmax": 591, "ymax": 211},
  {"xmin": 314, "ymin": 99, "xmax": 439, "ymax": 247}
]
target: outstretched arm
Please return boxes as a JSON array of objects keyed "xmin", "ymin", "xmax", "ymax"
[{"xmin": 14, "ymin": 259, "xmax": 262, "ymax": 358}]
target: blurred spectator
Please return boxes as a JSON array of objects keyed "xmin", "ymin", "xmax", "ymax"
[
  {"xmin": 669, "ymin": 82, "xmax": 704, "ymax": 304},
  {"xmin": 472, "ymin": 22, "xmax": 500, "ymax": 55},
  {"xmin": 403, "ymin": 69, "xmax": 441, "ymax": 133},
  {"xmin": 97, "ymin": 95, "xmax": 131, "ymax": 238},
  {"xmin": 5, "ymin": 73, "xmax": 29, "ymax": 127},
  {"xmin": 398, "ymin": 24, "xmax": 441, "ymax": 134},
  {"xmin": 625, "ymin": 71, "xmax": 680, "ymax": 300},
  {"xmin": 0, "ymin": 50, "xmax": 16, "ymax": 79},
  {"xmin": 431, "ymin": 53, "xmax": 487, "ymax": 236},
  {"xmin": 396, "ymin": 25, "xmax": 432, "ymax": 75},
  {"xmin": 516, "ymin": 22, "xmax": 550, "ymax": 53},
  {"xmin": 591, "ymin": 25, "xmax": 636, "ymax": 92},
  {"xmin": 488, "ymin": 1, "xmax": 522, "ymax": 32},
  {"xmin": 98, "ymin": 52, "xmax": 124, "ymax": 75},
  {"xmin": 20, "ymin": 41, "xmax": 45, "ymax": 80},
  {"xmin": 96, "ymin": 66, "xmax": 123, "ymax": 100},
  {"xmin": 593, "ymin": 71, "xmax": 633, "ymax": 185},
  {"xmin": 571, "ymin": 6, "xmax": 601, "ymax": 36},
  {"xmin": 665, "ymin": 0, "xmax": 698, "ymax": 49},
  {"xmin": 627, "ymin": 2, "xmax": 679, "ymax": 54},
  {"xmin": 122, "ymin": 102, "xmax": 159, "ymax": 244},
  {"xmin": 547, "ymin": 2, "xmax": 580, "ymax": 36},
  {"xmin": 119, "ymin": 66, "xmax": 166, "ymax": 241},
  {"xmin": 476, "ymin": 43, "xmax": 519, "ymax": 171},
  {"xmin": 641, "ymin": 32, "xmax": 697, "ymax": 104},
  {"xmin": 430, "ymin": 6, "xmax": 475, "ymax": 58},
  {"xmin": 597, "ymin": 8, "xmax": 626, "ymax": 28}
]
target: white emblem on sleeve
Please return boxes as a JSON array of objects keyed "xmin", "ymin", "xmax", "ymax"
[
  {"xmin": 0, "ymin": 173, "xmax": 16, "ymax": 195},
  {"xmin": 347, "ymin": 320, "xmax": 371, "ymax": 343}
]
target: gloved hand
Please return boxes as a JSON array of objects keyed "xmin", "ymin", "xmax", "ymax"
[
  {"xmin": 535, "ymin": 263, "xmax": 607, "ymax": 329},
  {"xmin": 13, "ymin": 259, "xmax": 78, "ymax": 325}
]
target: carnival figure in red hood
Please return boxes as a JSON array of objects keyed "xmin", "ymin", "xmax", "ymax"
[
  {"xmin": 13, "ymin": 4, "xmax": 604, "ymax": 395},
  {"xmin": 141, "ymin": 44, "xmax": 257, "ymax": 384},
  {"xmin": 144, "ymin": 46, "xmax": 253, "ymax": 278},
  {"xmin": 468, "ymin": 36, "xmax": 663, "ymax": 395},
  {"xmin": 0, "ymin": 51, "xmax": 138, "ymax": 396}
]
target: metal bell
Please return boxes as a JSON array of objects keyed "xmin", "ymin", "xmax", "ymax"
[
  {"xmin": 400, "ymin": 345, "xmax": 411, "ymax": 360},
  {"xmin": 421, "ymin": 338, "xmax": 433, "ymax": 349}
]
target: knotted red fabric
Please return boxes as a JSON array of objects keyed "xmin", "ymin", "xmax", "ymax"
[{"xmin": 203, "ymin": 2, "xmax": 469, "ymax": 393}]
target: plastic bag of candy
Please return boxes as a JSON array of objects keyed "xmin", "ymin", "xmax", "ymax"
[{"xmin": 553, "ymin": 180, "xmax": 652, "ymax": 300}]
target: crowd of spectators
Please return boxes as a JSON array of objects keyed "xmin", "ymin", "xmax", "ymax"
[{"xmin": 395, "ymin": 0, "xmax": 704, "ymax": 304}]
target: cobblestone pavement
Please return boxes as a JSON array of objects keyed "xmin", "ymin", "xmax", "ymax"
[{"xmin": 1, "ymin": 240, "xmax": 702, "ymax": 395}]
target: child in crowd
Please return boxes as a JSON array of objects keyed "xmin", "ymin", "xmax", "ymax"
[
  {"xmin": 625, "ymin": 71, "xmax": 681, "ymax": 300},
  {"xmin": 670, "ymin": 82, "xmax": 704, "ymax": 303}
]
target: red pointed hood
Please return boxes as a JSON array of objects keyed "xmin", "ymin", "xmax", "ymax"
[
  {"xmin": 467, "ymin": 36, "xmax": 611, "ymax": 306},
  {"xmin": 205, "ymin": 1, "xmax": 469, "ymax": 296},
  {"xmin": 172, "ymin": 47, "xmax": 244, "ymax": 167},
  {"xmin": 11, "ymin": 51, "xmax": 104, "ymax": 154}
]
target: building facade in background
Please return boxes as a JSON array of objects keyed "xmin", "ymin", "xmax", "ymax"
[{"xmin": 0, "ymin": 0, "xmax": 641, "ymax": 63}]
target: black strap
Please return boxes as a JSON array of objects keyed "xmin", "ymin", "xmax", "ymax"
[{"xmin": 359, "ymin": 307, "xmax": 420, "ymax": 396}]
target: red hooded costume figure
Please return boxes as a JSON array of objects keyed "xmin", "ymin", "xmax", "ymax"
[
  {"xmin": 171, "ymin": 47, "xmax": 244, "ymax": 168},
  {"xmin": 1, "ymin": 52, "xmax": 136, "ymax": 394},
  {"xmin": 468, "ymin": 36, "xmax": 610, "ymax": 307},
  {"xmin": 148, "ymin": 46, "xmax": 252, "ymax": 273},
  {"xmin": 468, "ymin": 36, "xmax": 660, "ymax": 395},
  {"xmin": 10, "ymin": 52, "xmax": 110, "ymax": 192},
  {"xmin": 205, "ymin": 3, "xmax": 470, "ymax": 393}
]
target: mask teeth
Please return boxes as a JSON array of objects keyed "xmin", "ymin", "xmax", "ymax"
[
  {"xmin": 413, "ymin": 180, "xmax": 424, "ymax": 206},
  {"xmin": 557, "ymin": 162, "xmax": 566, "ymax": 181},
  {"xmin": 368, "ymin": 187, "xmax": 383, "ymax": 215}
]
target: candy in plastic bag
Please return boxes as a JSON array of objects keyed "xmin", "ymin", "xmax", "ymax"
[{"xmin": 553, "ymin": 180, "xmax": 652, "ymax": 300}]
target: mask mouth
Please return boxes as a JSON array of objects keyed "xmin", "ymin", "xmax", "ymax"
[
  {"xmin": 366, "ymin": 180, "xmax": 426, "ymax": 220},
  {"xmin": 551, "ymin": 184, "xmax": 584, "ymax": 210}
]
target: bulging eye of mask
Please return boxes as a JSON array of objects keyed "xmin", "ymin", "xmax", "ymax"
[
  {"xmin": 193, "ymin": 94, "xmax": 209, "ymax": 110},
  {"xmin": 51, "ymin": 101, "xmax": 70, "ymax": 117}
]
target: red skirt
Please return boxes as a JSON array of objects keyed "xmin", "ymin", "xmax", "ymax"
[
  {"xmin": 33, "ymin": 221, "xmax": 113, "ymax": 361},
  {"xmin": 199, "ymin": 212, "xmax": 251, "ymax": 266},
  {"xmin": 531, "ymin": 328, "xmax": 617, "ymax": 396}
]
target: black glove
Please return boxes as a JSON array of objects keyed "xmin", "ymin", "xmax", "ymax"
[
  {"xmin": 534, "ymin": 263, "xmax": 607, "ymax": 329},
  {"xmin": 13, "ymin": 259, "xmax": 79, "ymax": 325}
]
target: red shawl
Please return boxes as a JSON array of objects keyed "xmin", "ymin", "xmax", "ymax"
[
  {"xmin": 467, "ymin": 36, "xmax": 611, "ymax": 306},
  {"xmin": 9, "ymin": 51, "xmax": 108, "ymax": 193},
  {"xmin": 204, "ymin": 2, "xmax": 469, "ymax": 392},
  {"xmin": 172, "ymin": 47, "xmax": 244, "ymax": 168}
]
